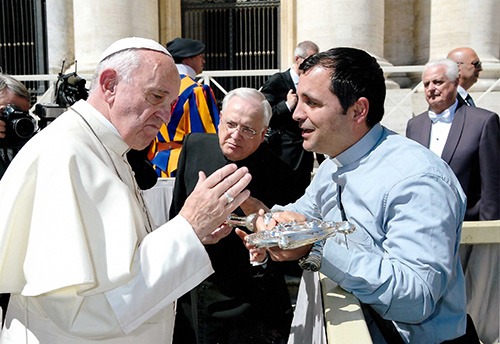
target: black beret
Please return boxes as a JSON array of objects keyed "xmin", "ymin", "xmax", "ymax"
[{"xmin": 166, "ymin": 38, "xmax": 205, "ymax": 59}]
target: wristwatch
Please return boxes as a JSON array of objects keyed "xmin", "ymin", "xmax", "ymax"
[{"xmin": 298, "ymin": 240, "xmax": 325, "ymax": 271}]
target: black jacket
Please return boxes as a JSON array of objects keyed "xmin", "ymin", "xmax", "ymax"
[
  {"xmin": 260, "ymin": 69, "xmax": 314, "ymax": 193},
  {"xmin": 170, "ymin": 133, "xmax": 303, "ymax": 344}
]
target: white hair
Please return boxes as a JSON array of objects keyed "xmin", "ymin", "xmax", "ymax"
[
  {"xmin": 88, "ymin": 49, "xmax": 143, "ymax": 94},
  {"xmin": 294, "ymin": 40, "xmax": 319, "ymax": 59},
  {"xmin": 424, "ymin": 59, "xmax": 460, "ymax": 82},
  {"xmin": 222, "ymin": 88, "xmax": 272, "ymax": 127}
]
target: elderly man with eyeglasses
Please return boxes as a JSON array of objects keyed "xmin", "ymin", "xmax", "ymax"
[
  {"xmin": 169, "ymin": 87, "xmax": 303, "ymax": 344},
  {"xmin": 447, "ymin": 47, "xmax": 483, "ymax": 106}
]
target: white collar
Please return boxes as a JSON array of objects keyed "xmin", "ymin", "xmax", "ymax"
[
  {"xmin": 428, "ymin": 100, "xmax": 459, "ymax": 124},
  {"xmin": 70, "ymin": 100, "xmax": 130, "ymax": 156},
  {"xmin": 74, "ymin": 100, "xmax": 121, "ymax": 137},
  {"xmin": 289, "ymin": 68, "xmax": 300, "ymax": 88},
  {"xmin": 457, "ymin": 85, "xmax": 468, "ymax": 100},
  {"xmin": 176, "ymin": 64, "xmax": 197, "ymax": 78}
]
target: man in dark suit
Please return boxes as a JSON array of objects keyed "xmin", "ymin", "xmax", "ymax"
[
  {"xmin": 406, "ymin": 58, "xmax": 500, "ymax": 344},
  {"xmin": 260, "ymin": 41, "xmax": 319, "ymax": 194},
  {"xmin": 170, "ymin": 88, "xmax": 303, "ymax": 344},
  {"xmin": 447, "ymin": 47, "xmax": 483, "ymax": 106}
]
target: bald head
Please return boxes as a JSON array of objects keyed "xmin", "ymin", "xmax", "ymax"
[{"xmin": 447, "ymin": 47, "xmax": 482, "ymax": 90}]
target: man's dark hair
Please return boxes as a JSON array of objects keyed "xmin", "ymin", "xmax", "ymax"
[
  {"xmin": 300, "ymin": 47, "xmax": 386, "ymax": 127},
  {"xmin": 173, "ymin": 56, "xmax": 185, "ymax": 64}
]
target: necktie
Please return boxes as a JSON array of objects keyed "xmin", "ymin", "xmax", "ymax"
[
  {"xmin": 465, "ymin": 94, "xmax": 476, "ymax": 107},
  {"xmin": 428, "ymin": 110, "xmax": 453, "ymax": 124}
]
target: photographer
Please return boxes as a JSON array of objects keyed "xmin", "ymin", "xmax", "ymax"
[
  {"xmin": 0, "ymin": 73, "xmax": 32, "ymax": 325},
  {"xmin": 0, "ymin": 73, "xmax": 32, "ymax": 179}
]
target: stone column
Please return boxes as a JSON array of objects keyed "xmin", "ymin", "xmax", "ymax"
[
  {"xmin": 428, "ymin": 0, "xmax": 500, "ymax": 90},
  {"xmin": 160, "ymin": 0, "xmax": 182, "ymax": 46},
  {"xmin": 413, "ymin": 0, "xmax": 430, "ymax": 65},
  {"xmin": 465, "ymin": 0, "xmax": 500, "ymax": 91},
  {"xmin": 295, "ymin": 0, "xmax": 398, "ymax": 88},
  {"xmin": 46, "ymin": 0, "xmax": 74, "ymax": 74},
  {"xmin": 384, "ymin": 0, "xmax": 415, "ymax": 88},
  {"xmin": 296, "ymin": 0, "xmax": 385, "ymax": 59},
  {"xmin": 280, "ymin": 0, "xmax": 297, "ymax": 71},
  {"xmin": 73, "ymin": 0, "xmax": 159, "ymax": 74}
]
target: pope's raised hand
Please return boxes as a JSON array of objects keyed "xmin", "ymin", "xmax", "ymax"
[{"xmin": 180, "ymin": 164, "xmax": 252, "ymax": 244}]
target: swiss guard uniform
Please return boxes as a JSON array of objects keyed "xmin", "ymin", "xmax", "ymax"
[{"xmin": 149, "ymin": 38, "xmax": 220, "ymax": 177}]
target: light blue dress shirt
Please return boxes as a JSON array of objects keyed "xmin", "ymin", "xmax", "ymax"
[{"xmin": 275, "ymin": 124, "xmax": 467, "ymax": 343}]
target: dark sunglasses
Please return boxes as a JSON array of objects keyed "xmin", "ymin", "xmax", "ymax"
[{"xmin": 458, "ymin": 60, "xmax": 482, "ymax": 69}]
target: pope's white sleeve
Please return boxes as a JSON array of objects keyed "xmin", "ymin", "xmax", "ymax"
[
  {"xmin": 104, "ymin": 214, "xmax": 214, "ymax": 334},
  {"xmin": 33, "ymin": 215, "xmax": 213, "ymax": 339}
]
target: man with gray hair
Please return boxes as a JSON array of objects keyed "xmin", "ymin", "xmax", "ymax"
[
  {"xmin": 0, "ymin": 37, "xmax": 252, "ymax": 343},
  {"xmin": 170, "ymin": 88, "xmax": 302, "ymax": 344},
  {"xmin": 0, "ymin": 73, "xmax": 32, "ymax": 178},
  {"xmin": 407, "ymin": 58, "xmax": 500, "ymax": 344},
  {"xmin": 261, "ymin": 40, "xmax": 319, "ymax": 194}
]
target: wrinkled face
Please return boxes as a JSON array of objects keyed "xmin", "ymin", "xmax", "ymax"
[
  {"xmin": 107, "ymin": 50, "xmax": 180, "ymax": 150},
  {"xmin": 293, "ymin": 66, "xmax": 353, "ymax": 157},
  {"xmin": 185, "ymin": 54, "xmax": 205, "ymax": 75},
  {"xmin": 0, "ymin": 89, "xmax": 30, "ymax": 112},
  {"xmin": 423, "ymin": 65, "xmax": 458, "ymax": 114},
  {"xmin": 458, "ymin": 50, "xmax": 482, "ymax": 86},
  {"xmin": 218, "ymin": 96, "xmax": 266, "ymax": 161}
]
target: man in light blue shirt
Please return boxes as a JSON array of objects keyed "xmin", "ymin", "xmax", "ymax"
[{"xmin": 240, "ymin": 48, "xmax": 474, "ymax": 343}]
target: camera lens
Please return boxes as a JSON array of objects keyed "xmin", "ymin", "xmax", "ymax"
[{"xmin": 12, "ymin": 117, "xmax": 36, "ymax": 138}]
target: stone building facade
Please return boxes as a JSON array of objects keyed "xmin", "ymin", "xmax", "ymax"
[{"xmin": 46, "ymin": 0, "xmax": 500, "ymax": 131}]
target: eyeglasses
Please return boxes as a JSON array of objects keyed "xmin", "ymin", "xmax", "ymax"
[
  {"xmin": 222, "ymin": 119, "xmax": 257, "ymax": 139},
  {"xmin": 457, "ymin": 60, "xmax": 482, "ymax": 69}
]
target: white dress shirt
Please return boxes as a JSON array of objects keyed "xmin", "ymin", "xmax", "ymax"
[
  {"xmin": 428, "ymin": 99, "xmax": 458, "ymax": 157},
  {"xmin": 457, "ymin": 85, "xmax": 472, "ymax": 105},
  {"xmin": 285, "ymin": 68, "xmax": 300, "ymax": 111}
]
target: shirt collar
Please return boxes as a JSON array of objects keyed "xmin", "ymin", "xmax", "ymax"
[
  {"xmin": 457, "ymin": 85, "xmax": 468, "ymax": 100},
  {"xmin": 289, "ymin": 68, "xmax": 300, "ymax": 88},
  {"xmin": 330, "ymin": 123, "xmax": 384, "ymax": 168},
  {"xmin": 176, "ymin": 64, "xmax": 197, "ymax": 78},
  {"xmin": 71, "ymin": 100, "xmax": 130, "ymax": 156},
  {"xmin": 428, "ymin": 99, "xmax": 458, "ymax": 124}
]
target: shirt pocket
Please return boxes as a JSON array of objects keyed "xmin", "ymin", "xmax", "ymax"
[{"xmin": 341, "ymin": 222, "xmax": 376, "ymax": 253}]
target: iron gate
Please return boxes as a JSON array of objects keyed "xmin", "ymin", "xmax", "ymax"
[
  {"xmin": 0, "ymin": 0, "xmax": 48, "ymax": 102},
  {"xmin": 181, "ymin": 0, "xmax": 280, "ymax": 103}
]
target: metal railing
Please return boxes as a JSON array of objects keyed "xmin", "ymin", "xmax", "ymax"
[{"xmin": 11, "ymin": 63, "xmax": 500, "ymax": 119}]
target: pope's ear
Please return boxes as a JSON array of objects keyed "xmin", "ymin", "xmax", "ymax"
[{"xmin": 100, "ymin": 69, "xmax": 119, "ymax": 103}]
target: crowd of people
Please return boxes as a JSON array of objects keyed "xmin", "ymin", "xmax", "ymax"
[{"xmin": 0, "ymin": 36, "xmax": 498, "ymax": 344}]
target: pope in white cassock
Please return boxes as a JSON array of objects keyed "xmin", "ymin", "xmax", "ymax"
[{"xmin": 0, "ymin": 37, "xmax": 252, "ymax": 343}]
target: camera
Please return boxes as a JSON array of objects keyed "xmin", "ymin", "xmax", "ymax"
[
  {"xmin": 0, "ymin": 104, "xmax": 37, "ymax": 148},
  {"xmin": 34, "ymin": 61, "xmax": 88, "ymax": 130},
  {"xmin": 35, "ymin": 103, "xmax": 67, "ymax": 130}
]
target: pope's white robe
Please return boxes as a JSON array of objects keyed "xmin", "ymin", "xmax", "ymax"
[{"xmin": 0, "ymin": 100, "xmax": 214, "ymax": 343}]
